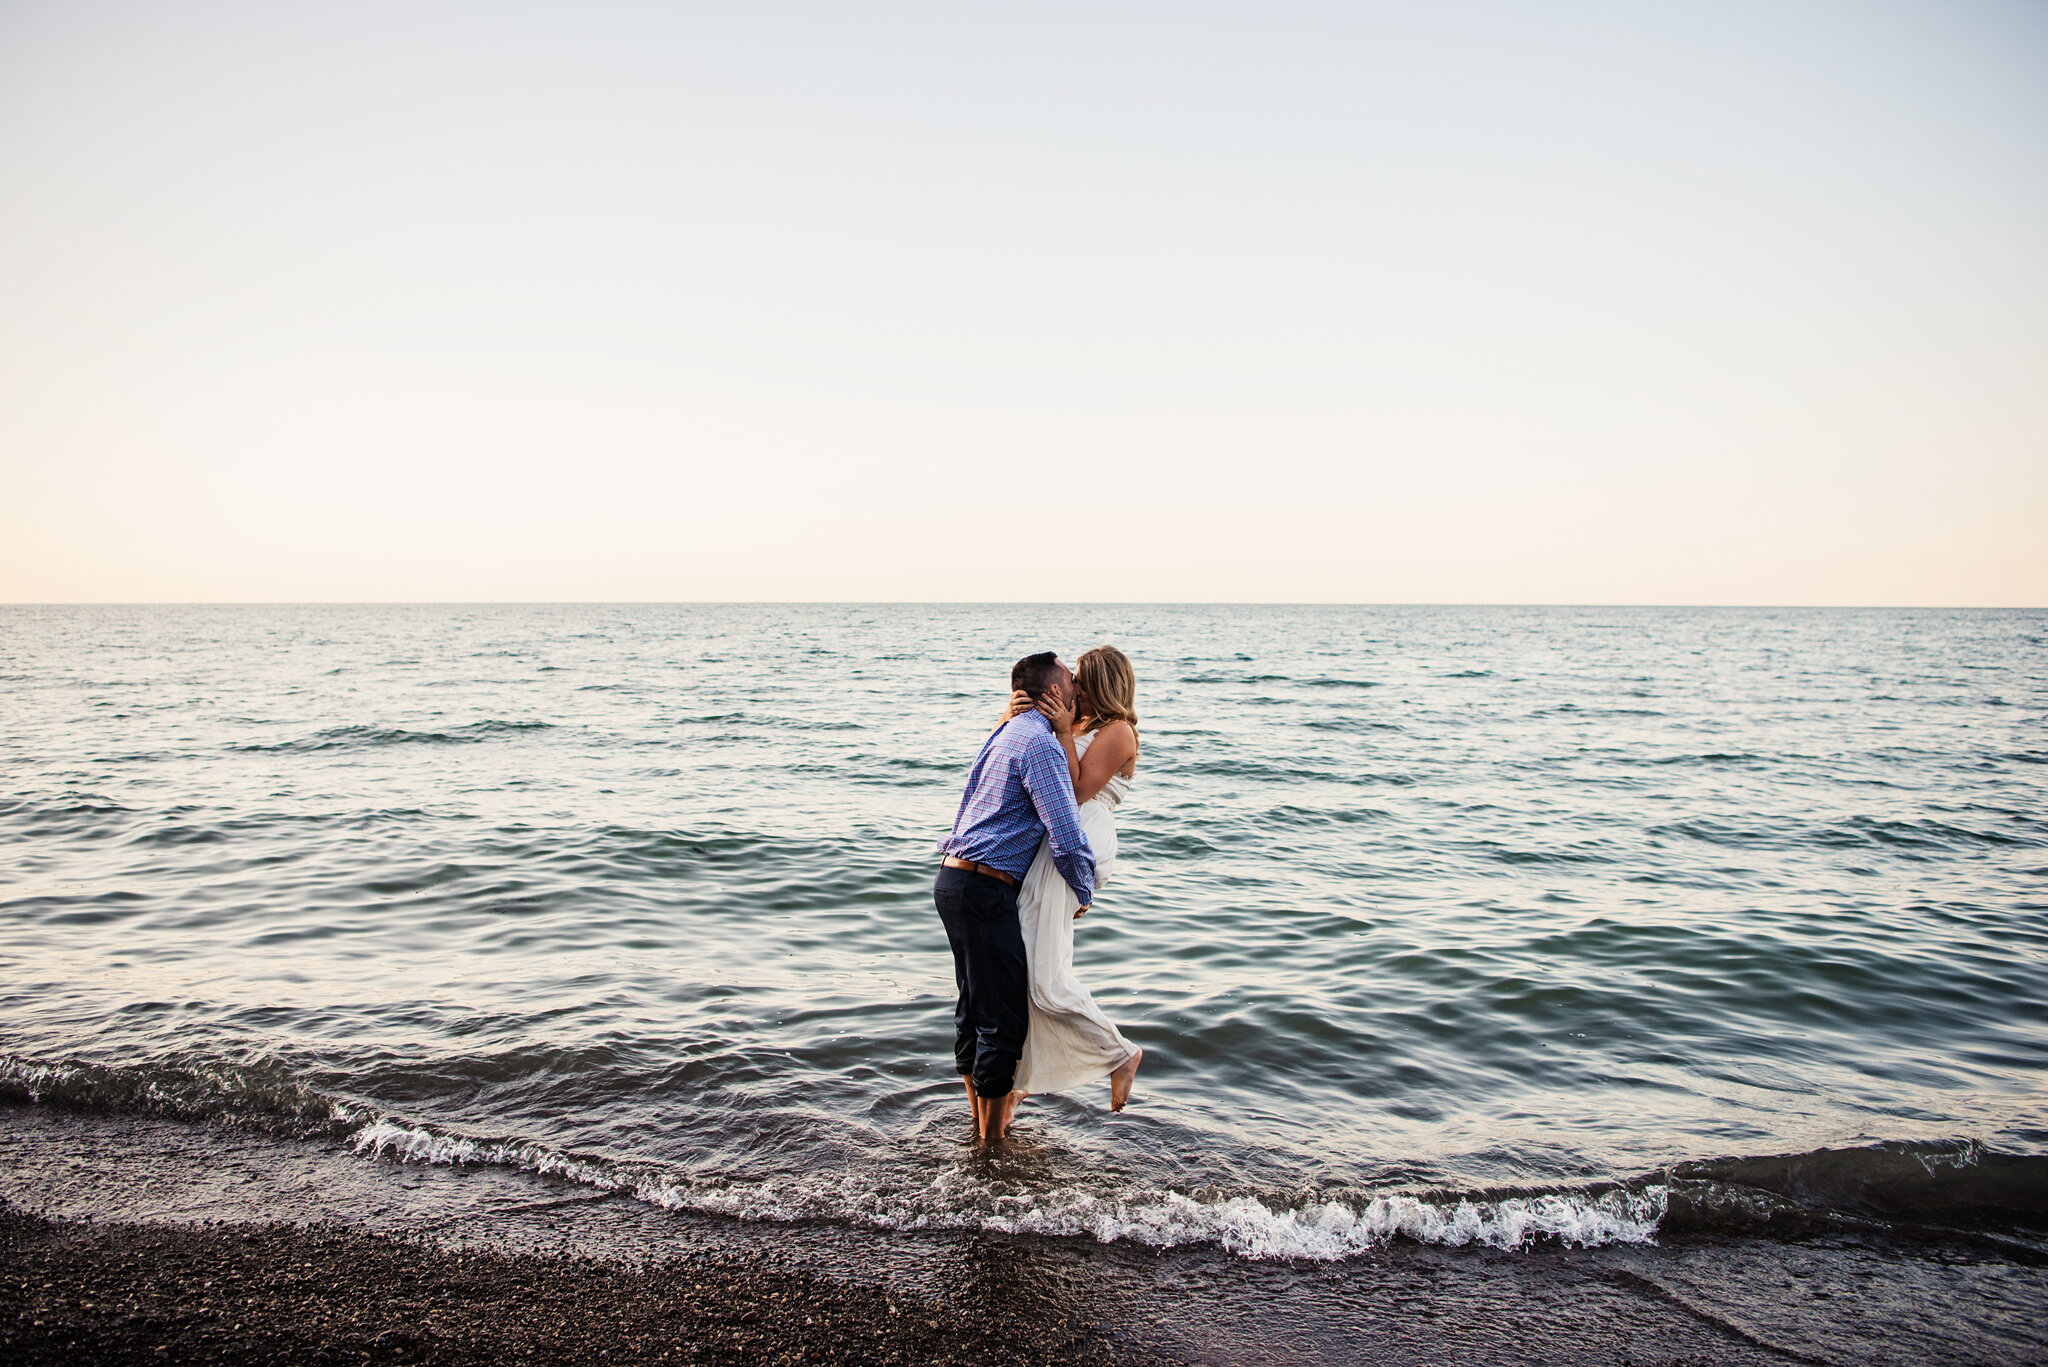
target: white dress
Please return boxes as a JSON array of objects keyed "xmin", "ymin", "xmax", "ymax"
[{"xmin": 1012, "ymin": 730, "xmax": 1139, "ymax": 1094}]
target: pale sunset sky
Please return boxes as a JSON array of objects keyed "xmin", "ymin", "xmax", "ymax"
[{"xmin": 1, "ymin": 1, "xmax": 2043, "ymax": 604}]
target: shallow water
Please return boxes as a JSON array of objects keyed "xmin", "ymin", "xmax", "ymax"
[{"xmin": 2, "ymin": 604, "xmax": 2044, "ymax": 1256}]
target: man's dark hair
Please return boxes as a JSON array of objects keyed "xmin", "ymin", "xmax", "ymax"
[{"xmin": 1011, "ymin": 652, "xmax": 1063, "ymax": 698}]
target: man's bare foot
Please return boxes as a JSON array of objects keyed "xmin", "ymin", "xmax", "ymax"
[
  {"xmin": 961, "ymin": 1075, "xmax": 977, "ymax": 1115},
  {"xmin": 972, "ymin": 1091, "xmax": 997, "ymax": 1141},
  {"xmin": 1109, "ymin": 1048, "xmax": 1142, "ymax": 1111}
]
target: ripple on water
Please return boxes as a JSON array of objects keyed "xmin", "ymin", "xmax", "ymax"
[{"xmin": 0, "ymin": 604, "xmax": 2044, "ymax": 1250}]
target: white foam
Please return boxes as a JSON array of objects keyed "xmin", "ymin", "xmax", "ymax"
[
  {"xmin": 980, "ymin": 1186, "xmax": 1665, "ymax": 1257},
  {"xmin": 347, "ymin": 1119, "xmax": 1666, "ymax": 1259}
]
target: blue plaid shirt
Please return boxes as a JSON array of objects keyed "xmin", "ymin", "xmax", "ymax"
[{"xmin": 939, "ymin": 711, "xmax": 1097, "ymax": 906}]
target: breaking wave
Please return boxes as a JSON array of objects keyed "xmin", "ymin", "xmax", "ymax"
[
  {"xmin": 346, "ymin": 1117, "xmax": 1666, "ymax": 1259},
  {"xmin": 6, "ymin": 1053, "xmax": 2044, "ymax": 1259}
]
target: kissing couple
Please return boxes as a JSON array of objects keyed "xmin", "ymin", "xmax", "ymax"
[{"xmin": 934, "ymin": 646, "xmax": 1145, "ymax": 1142}]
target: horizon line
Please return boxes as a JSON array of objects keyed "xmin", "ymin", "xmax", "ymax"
[{"xmin": 3, "ymin": 600, "xmax": 2044, "ymax": 611}]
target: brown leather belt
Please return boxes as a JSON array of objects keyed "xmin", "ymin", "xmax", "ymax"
[{"xmin": 941, "ymin": 855, "xmax": 1019, "ymax": 887}]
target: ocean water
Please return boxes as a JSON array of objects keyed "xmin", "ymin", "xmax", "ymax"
[{"xmin": 2, "ymin": 604, "xmax": 2044, "ymax": 1259}]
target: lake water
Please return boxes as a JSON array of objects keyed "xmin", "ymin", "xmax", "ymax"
[{"xmin": 2, "ymin": 604, "xmax": 2044, "ymax": 1260}]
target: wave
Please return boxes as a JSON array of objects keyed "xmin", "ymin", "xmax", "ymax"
[
  {"xmin": 1301, "ymin": 718, "xmax": 1405, "ymax": 734},
  {"xmin": 1654, "ymin": 815, "xmax": 2042, "ymax": 853},
  {"xmin": 1537, "ymin": 705, "xmax": 1667, "ymax": 718},
  {"xmin": 0, "ymin": 795, "xmax": 138, "ymax": 839},
  {"xmin": 229, "ymin": 720, "xmax": 554, "ymax": 753},
  {"xmin": 0, "ymin": 1055, "xmax": 360, "ymax": 1138},
  {"xmin": 6, "ymin": 1053, "xmax": 2040, "ymax": 1258},
  {"xmin": 1818, "ymin": 815, "xmax": 2041, "ymax": 850},
  {"xmin": 666, "ymin": 713, "xmax": 862, "ymax": 732},
  {"xmin": 783, "ymin": 756, "xmax": 955, "ymax": 786},
  {"xmin": 1481, "ymin": 844, "xmax": 1616, "ymax": 866},
  {"xmin": 1172, "ymin": 672, "xmax": 1380, "ymax": 690},
  {"xmin": 347, "ymin": 1118, "xmax": 1665, "ymax": 1259},
  {"xmin": 0, "ymin": 795, "xmax": 133, "ymax": 819},
  {"xmin": 1171, "ymin": 758, "xmax": 1412, "ymax": 786},
  {"xmin": 1602, "ymin": 752, "xmax": 1763, "ymax": 767},
  {"xmin": 1667, "ymin": 1141, "xmax": 2048, "ymax": 1235},
  {"xmin": 1265, "ymin": 804, "xmax": 1392, "ymax": 829}
]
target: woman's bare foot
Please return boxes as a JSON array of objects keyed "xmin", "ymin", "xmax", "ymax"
[
  {"xmin": 1109, "ymin": 1048, "xmax": 1142, "ymax": 1111},
  {"xmin": 998, "ymin": 1090, "xmax": 1024, "ymax": 1139}
]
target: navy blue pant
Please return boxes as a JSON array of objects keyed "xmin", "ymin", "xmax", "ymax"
[{"xmin": 933, "ymin": 864, "xmax": 1028, "ymax": 1099}]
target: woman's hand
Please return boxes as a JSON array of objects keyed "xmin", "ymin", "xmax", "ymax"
[
  {"xmin": 994, "ymin": 688, "xmax": 1038, "ymax": 727},
  {"xmin": 1036, "ymin": 689, "xmax": 1076, "ymax": 737}
]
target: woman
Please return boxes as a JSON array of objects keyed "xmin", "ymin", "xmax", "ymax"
[{"xmin": 999, "ymin": 645, "xmax": 1144, "ymax": 1118}]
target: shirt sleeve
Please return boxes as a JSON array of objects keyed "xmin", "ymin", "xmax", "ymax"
[{"xmin": 1018, "ymin": 731, "xmax": 1097, "ymax": 906}]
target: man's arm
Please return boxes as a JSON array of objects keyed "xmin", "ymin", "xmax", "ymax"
[{"xmin": 1019, "ymin": 730, "xmax": 1096, "ymax": 908}]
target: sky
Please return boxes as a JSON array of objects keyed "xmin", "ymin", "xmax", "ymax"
[{"xmin": 1, "ymin": 1, "xmax": 2043, "ymax": 604}]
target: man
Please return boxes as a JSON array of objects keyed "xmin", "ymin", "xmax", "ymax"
[{"xmin": 935, "ymin": 651, "xmax": 1096, "ymax": 1142}]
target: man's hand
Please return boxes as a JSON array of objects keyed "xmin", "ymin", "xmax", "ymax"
[{"xmin": 1074, "ymin": 904, "xmax": 1090, "ymax": 918}]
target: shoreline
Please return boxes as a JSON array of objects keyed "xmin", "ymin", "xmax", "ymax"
[{"xmin": 4, "ymin": 1104, "xmax": 2045, "ymax": 1365}]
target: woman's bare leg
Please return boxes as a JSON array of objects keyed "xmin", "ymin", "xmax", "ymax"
[{"xmin": 1109, "ymin": 1048, "xmax": 1142, "ymax": 1111}]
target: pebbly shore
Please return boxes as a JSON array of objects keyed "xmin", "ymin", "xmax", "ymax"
[{"xmin": 0, "ymin": 1206, "xmax": 1168, "ymax": 1367}]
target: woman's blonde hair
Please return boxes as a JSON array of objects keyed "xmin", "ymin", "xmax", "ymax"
[{"xmin": 1074, "ymin": 645, "xmax": 1138, "ymax": 740}]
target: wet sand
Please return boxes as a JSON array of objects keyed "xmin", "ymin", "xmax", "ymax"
[{"xmin": 4, "ymin": 1105, "xmax": 2044, "ymax": 1365}]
